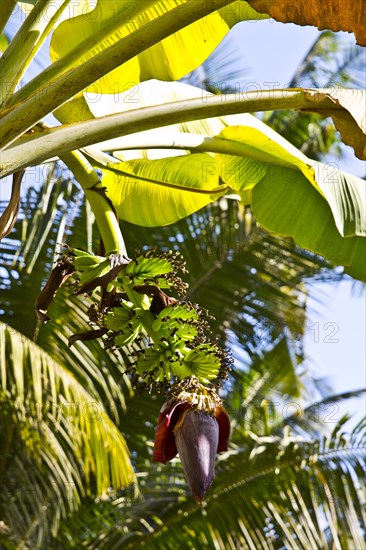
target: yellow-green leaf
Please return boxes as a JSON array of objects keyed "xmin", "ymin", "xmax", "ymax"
[
  {"xmin": 252, "ymin": 165, "xmax": 366, "ymax": 281},
  {"xmin": 313, "ymin": 162, "xmax": 366, "ymax": 238},
  {"xmin": 54, "ymin": 93, "xmax": 94, "ymax": 124},
  {"xmin": 0, "ymin": 33, "xmax": 9, "ymax": 54},
  {"xmin": 50, "ymin": 1, "xmax": 266, "ymax": 93},
  {"xmin": 213, "ymin": 125, "xmax": 366, "ymax": 240},
  {"xmin": 215, "ymin": 124, "xmax": 317, "ymax": 195},
  {"xmin": 102, "ymin": 153, "xmax": 225, "ymax": 226}
]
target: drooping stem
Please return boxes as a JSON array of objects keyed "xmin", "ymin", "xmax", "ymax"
[
  {"xmin": 0, "ymin": 89, "xmax": 341, "ymax": 177},
  {"xmin": 61, "ymin": 151, "xmax": 166, "ymax": 344},
  {"xmin": 61, "ymin": 151, "xmax": 127, "ymax": 256}
]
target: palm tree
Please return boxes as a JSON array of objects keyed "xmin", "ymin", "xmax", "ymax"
[{"xmin": 0, "ymin": 9, "xmax": 365, "ymax": 550}]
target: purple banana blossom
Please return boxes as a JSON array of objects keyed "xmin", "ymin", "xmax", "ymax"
[{"xmin": 153, "ymin": 377, "xmax": 230, "ymax": 503}]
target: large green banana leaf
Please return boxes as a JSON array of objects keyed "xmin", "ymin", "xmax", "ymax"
[
  {"xmin": 102, "ymin": 148, "xmax": 366, "ymax": 281},
  {"xmin": 215, "ymin": 126, "xmax": 365, "ymax": 239},
  {"xmin": 252, "ymin": 165, "xmax": 366, "ymax": 282},
  {"xmin": 95, "ymin": 82, "xmax": 365, "ymax": 280},
  {"xmin": 0, "ymin": 322, "xmax": 135, "ymax": 494},
  {"xmin": 104, "ymin": 153, "xmax": 224, "ymax": 226}
]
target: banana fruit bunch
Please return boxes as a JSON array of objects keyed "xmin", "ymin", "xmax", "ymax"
[
  {"xmin": 44, "ymin": 247, "xmax": 230, "ymax": 386},
  {"xmin": 121, "ymin": 249, "xmax": 188, "ymax": 294},
  {"xmin": 134, "ymin": 303, "xmax": 227, "ymax": 385},
  {"xmin": 71, "ymin": 247, "xmax": 188, "ymax": 295},
  {"xmin": 73, "ymin": 249, "xmax": 111, "ymax": 286},
  {"xmin": 135, "ymin": 341, "xmax": 224, "ymax": 385},
  {"xmin": 103, "ymin": 301, "xmax": 144, "ymax": 347},
  {"xmin": 151, "ymin": 303, "xmax": 199, "ymax": 342}
]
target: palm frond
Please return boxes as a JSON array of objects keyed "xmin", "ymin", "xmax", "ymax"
[
  {"xmin": 36, "ymin": 286, "xmax": 135, "ymax": 419},
  {"xmin": 283, "ymin": 389, "xmax": 366, "ymax": 437},
  {"xmin": 54, "ymin": 418, "xmax": 365, "ymax": 549},
  {"xmin": 289, "ymin": 31, "xmax": 366, "ymax": 90},
  {"xmin": 226, "ymin": 336, "xmax": 304, "ymax": 444},
  {"xmin": 264, "ymin": 31, "xmax": 366, "ymax": 161},
  {"xmin": 0, "ymin": 161, "xmax": 82, "ymax": 277},
  {"xmin": 0, "ymin": 322, "xmax": 135, "ymax": 548}
]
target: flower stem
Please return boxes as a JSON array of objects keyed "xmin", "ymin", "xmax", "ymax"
[
  {"xmin": 61, "ymin": 151, "xmax": 127, "ymax": 256},
  {"xmin": 62, "ymin": 151, "xmax": 162, "ymax": 345}
]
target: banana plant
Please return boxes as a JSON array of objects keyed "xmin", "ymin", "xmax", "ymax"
[
  {"xmin": 0, "ymin": 0, "xmax": 364, "ymax": 461},
  {"xmin": 0, "ymin": 0, "xmax": 365, "ymax": 491},
  {"xmin": 1, "ymin": 3, "xmax": 365, "ymax": 545},
  {"xmin": 0, "ymin": 0, "xmax": 365, "ymax": 279}
]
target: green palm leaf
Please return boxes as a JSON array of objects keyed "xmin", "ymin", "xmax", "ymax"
[
  {"xmin": 54, "ymin": 417, "xmax": 366, "ymax": 549},
  {"xmin": 0, "ymin": 322, "xmax": 135, "ymax": 547},
  {"xmin": 289, "ymin": 31, "xmax": 366, "ymax": 90},
  {"xmin": 264, "ymin": 31, "xmax": 366, "ymax": 159}
]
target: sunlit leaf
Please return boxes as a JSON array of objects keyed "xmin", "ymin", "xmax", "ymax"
[
  {"xmin": 0, "ymin": 321, "xmax": 136, "ymax": 523},
  {"xmin": 214, "ymin": 125, "xmax": 366, "ymax": 238},
  {"xmin": 50, "ymin": 1, "xmax": 266, "ymax": 94},
  {"xmin": 100, "ymin": 115, "xmax": 365, "ymax": 275},
  {"xmin": 54, "ymin": 93, "xmax": 94, "ymax": 124},
  {"xmin": 313, "ymin": 162, "xmax": 366, "ymax": 237},
  {"xmin": 102, "ymin": 153, "xmax": 225, "ymax": 226},
  {"xmin": 0, "ymin": 33, "xmax": 9, "ymax": 53},
  {"xmin": 300, "ymin": 88, "xmax": 366, "ymax": 160},
  {"xmin": 214, "ymin": 124, "xmax": 317, "ymax": 198}
]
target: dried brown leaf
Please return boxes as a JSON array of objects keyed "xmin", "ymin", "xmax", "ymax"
[
  {"xmin": 68, "ymin": 328, "xmax": 107, "ymax": 347},
  {"xmin": 0, "ymin": 171, "xmax": 24, "ymax": 240},
  {"xmin": 247, "ymin": 0, "xmax": 366, "ymax": 45},
  {"xmin": 35, "ymin": 260, "xmax": 74, "ymax": 322},
  {"xmin": 133, "ymin": 285, "xmax": 177, "ymax": 314},
  {"xmin": 76, "ymin": 254, "xmax": 130, "ymax": 295}
]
